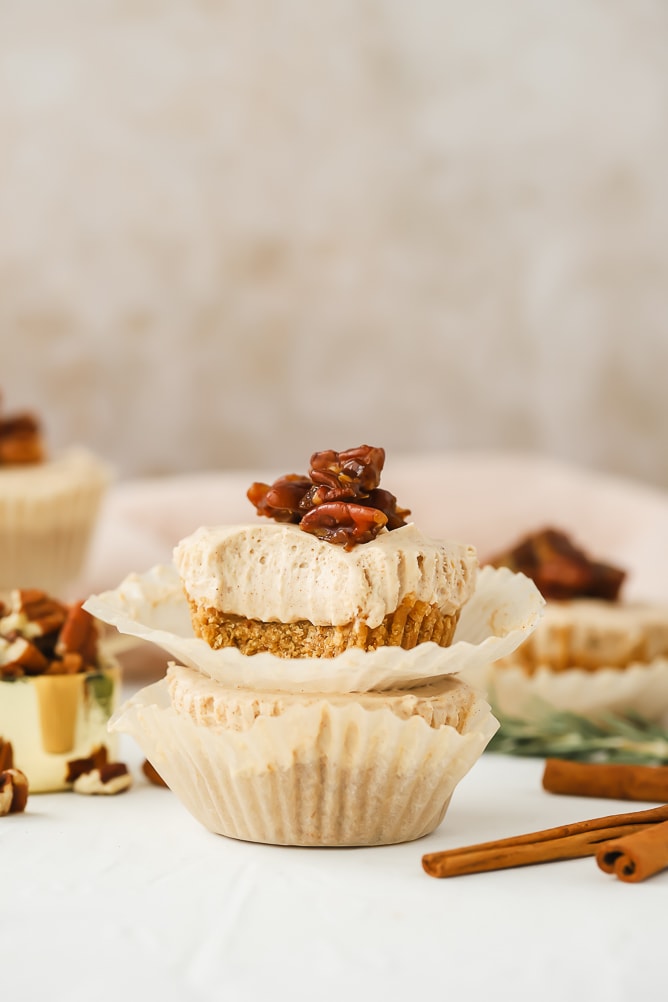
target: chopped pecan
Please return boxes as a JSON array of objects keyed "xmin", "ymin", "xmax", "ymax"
[
  {"xmin": 0, "ymin": 768, "xmax": 29, "ymax": 815},
  {"xmin": 357, "ymin": 488, "xmax": 411, "ymax": 531},
  {"xmin": 9, "ymin": 589, "xmax": 68, "ymax": 636},
  {"xmin": 247, "ymin": 475, "xmax": 312, "ymax": 523},
  {"xmin": 0, "ymin": 738, "xmax": 14, "ymax": 772},
  {"xmin": 65, "ymin": 744, "xmax": 109, "ymax": 784},
  {"xmin": 309, "ymin": 445, "xmax": 385, "ymax": 500},
  {"xmin": 55, "ymin": 602, "xmax": 98, "ymax": 666},
  {"xmin": 98, "ymin": 762, "xmax": 130, "ymax": 784},
  {"xmin": 0, "ymin": 589, "xmax": 100, "ymax": 676},
  {"xmin": 1, "ymin": 637, "xmax": 49, "ymax": 676},
  {"xmin": 487, "ymin": 528, "xmax": 626, "ymax": 601},
  {"xmin": 72, "ymin": 762, "xmax": 132, "ymax": 795},
  {"xmin": 46, "ymin": 652, "xmax": 83, "ymax": 675},
  {"xmin": 142, "ymin": 758, "xmax": 169, "ymax": 788}
]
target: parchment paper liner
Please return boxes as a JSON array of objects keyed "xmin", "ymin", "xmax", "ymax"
[
  {"xmin": 111, "ymin": 675, "xmax": 499, "ymax": 846},
  {"xmin": 0, "ymin": 448, "xmax": 112, "ymax": 593},
  {"xmin": 465, "ymin": 657, "xmax": 668, "ymax": 726},
  {"xmin": 85, "ymin": 564, "xmax": 544, "ymax": 694}
]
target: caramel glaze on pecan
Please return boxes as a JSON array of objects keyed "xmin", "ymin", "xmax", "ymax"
[
  {"xmin": 487, "ymin": 527, "xmax": 626, "ymax": 602},
  {"xmin": 247, "ymin": 445, "xmax": 410, "ymax": 549},
  {"xmin": 0, "ymin": 591, "xmax": 101, "ymax": 680}
]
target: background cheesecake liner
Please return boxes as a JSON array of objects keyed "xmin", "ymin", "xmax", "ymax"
[
  {"xmin": 468, "ymin": 656, "xmax": 668, "ymax": 727},
  {"xmin": 0, "ymin": 448, "xmax": 112, "ymax": 594},
  {"xmin": 460, "ymin": 598, "xmax": 668, "ymax": 727},
  {"xmin": 111, "ymin": 667, "xmax": 499, "ymax": 846}
]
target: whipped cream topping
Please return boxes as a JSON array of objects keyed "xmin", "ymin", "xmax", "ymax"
[{"xmin": 174, "ymin": 522, "xmax": 478, "ymax": 629}]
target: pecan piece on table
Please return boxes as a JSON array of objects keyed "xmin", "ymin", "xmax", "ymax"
[
  {"xmin": 0, "ymin": 768, "xmax": 29, "ymax": 815},
  {"xmin": 142, "ymin": 758, "xmax": 169, "ymax": 788},
  {"xmin": 65, "ymin": 744, "xmax": 109, "ymax": 784},
  {"xmin": 72, "ymin": 761, "xmax": 132, "ymax": 795}
]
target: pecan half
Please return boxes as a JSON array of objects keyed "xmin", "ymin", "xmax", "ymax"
[{"xmin": 300, "ymin": 502, "xmax": 388, "ymax": 549}]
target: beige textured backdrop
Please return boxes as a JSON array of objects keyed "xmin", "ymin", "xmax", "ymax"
[{"xmin": 1, "ymin": 2, "xmax": 667, "ymax": 486}]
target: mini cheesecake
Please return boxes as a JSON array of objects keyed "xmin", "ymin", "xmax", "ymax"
[{"xmin": 174, "ymin": 522, "xmax": 478, "ymax": 658}]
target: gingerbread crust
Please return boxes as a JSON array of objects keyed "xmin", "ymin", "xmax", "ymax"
[{"xmin": 188, "ymin": 594, "xmax": 460, "ymax": 658}]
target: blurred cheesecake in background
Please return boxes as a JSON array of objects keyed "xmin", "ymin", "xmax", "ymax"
[{"xmin": 0, "ymin": 393, "xmax": 112, "ymax": 596}]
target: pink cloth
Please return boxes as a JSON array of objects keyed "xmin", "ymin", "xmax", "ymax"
[{"xmin": 78, "ymin": 450, "xmax": 668, "ymax": 603}]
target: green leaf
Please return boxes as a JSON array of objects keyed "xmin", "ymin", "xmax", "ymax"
[{"xmin": 486, "ymin": 698, "xmax": 668, "ymax": 764}]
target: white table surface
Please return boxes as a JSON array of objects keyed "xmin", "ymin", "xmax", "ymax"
[
  {"xmin": 5, "ymin": 697, "xmax": 666, "ymax": 1002},
  {"xmin": 6, "ymin": 453, "xmax": 668, "ymax": 1002}
]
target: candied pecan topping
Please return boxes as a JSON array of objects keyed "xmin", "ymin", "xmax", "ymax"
[
  {"xmin": 0, "ymin": 589, "xmax": 100, "ymax": 677},
  {"xmin": 0, "ymin": 397, "xmax": 44, "ymax": 465},
  {"xmin": 487, "ymin": 528, "xmax": 626, "ymax": 601},
  {"xmin": 247, "ymin": 475, "xmax": 312, "ymax": 523},
  {"xmin": 308, "ymin": 445, "xmax": 386, "ymax": 500},
  {"xmin": 247, "ymin": 445, "xmax": 410, "ymax": 547},
  {"xmin": 301, "ymin": 502, "xmax": 388, "ymax": 548}
]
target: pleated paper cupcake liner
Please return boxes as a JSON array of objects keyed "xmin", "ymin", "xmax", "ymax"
[
  {"xmin": 111, "ymin": 677, "xmax": 498, "ymax": 846},
  {"xmin": 166, "ymin": 662, "xmax": 491, "ymax": 734},
  {"xmin": 478, "ymin": 656, "xmax": 668, "ymax": 727},
  {"xmin": 0, "ymin": 449, "xmax": 112, "ymax": 594},
  {"xmin": 86, "ymin": 564, "xmax": 544, "ymax": 694}
]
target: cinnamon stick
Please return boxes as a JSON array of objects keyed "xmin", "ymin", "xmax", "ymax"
[
  {"xmin": 596, "ymin": 819, "xmax": 668, "ymax": 883},
  {"xmin": 422, "ymin": 803, "xmax": 668, "ymax": 878},
  {"xmin": 543, "ymin": 758, "xmax": 668, "ymax": 802}
]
